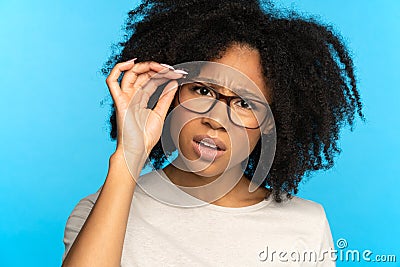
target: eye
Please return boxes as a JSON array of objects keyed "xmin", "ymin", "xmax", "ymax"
[
  {"xmin": 192, "ymin": 86, "xmax": 214, "ymax": 97},
  {"xmin": 234, "ymin": 99, "xmax": 254, "ymax": 110}
]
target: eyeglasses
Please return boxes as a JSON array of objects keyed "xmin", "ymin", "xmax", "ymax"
[{"xmin": 177, "ymin": 79, "xmax": 269, "ymax": 129}]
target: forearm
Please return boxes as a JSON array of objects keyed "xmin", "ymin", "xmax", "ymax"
[{"xmin": 62, "ymin": 149, "xmax": 146, "ymax": 267}]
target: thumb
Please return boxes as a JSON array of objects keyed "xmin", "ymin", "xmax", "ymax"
[{"xmin": 152, "ymin": 80, "xmax": 179, "ymax": 121}]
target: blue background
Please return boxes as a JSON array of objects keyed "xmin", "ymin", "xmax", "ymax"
[{"xmin": 0, "ymin": 0, "xmax": 399, "ymax": 266}]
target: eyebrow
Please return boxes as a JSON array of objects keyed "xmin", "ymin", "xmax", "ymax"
[{"xmin": 194, "ymin": 77, "xmax": 263, "ymax": 101}]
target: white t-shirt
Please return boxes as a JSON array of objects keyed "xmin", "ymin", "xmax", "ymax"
[{"xmin": 62, "ymin": 169, "xmax": 336, "ymax": 266}]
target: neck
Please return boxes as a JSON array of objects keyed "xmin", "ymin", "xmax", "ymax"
[{"xmin": 162, "ymin": 157, "xmax": 270, "ymax": 207}]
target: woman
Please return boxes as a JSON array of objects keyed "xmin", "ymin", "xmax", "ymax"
[{"xmin": 61, "ymin": 0, "xmax": 364, "ymax": 266}]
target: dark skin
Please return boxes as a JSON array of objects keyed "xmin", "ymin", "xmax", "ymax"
[{"xmin": 163, "ymin": 43, "xmax": 271, "ymax": 207}]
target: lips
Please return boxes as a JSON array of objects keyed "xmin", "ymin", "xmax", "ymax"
[{"xmin": 192, "ymin": 135, "xmax": 227, "ymax": 151}]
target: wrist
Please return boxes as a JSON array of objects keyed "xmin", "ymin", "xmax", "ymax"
[
  {"xmin": 110, "ymin": 148, "xmax": 148, "ymax": 179},
  {"xmin": 112, "ymin": 146, "xmax": 125, "ymax": 160}
]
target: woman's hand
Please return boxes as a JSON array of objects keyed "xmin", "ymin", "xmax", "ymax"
[{"xmin": 106, "ymin": 59, "xmax": 185, "ymax": 163}]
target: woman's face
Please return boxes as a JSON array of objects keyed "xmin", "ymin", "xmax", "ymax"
[{"xmin": 170, "ymin": 44, "xmax": 271, "ymax": 177}]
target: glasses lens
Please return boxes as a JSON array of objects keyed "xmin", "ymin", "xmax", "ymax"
[
  {"xmin": 179, "ymin": 82, "xmax": 216, "ymax": 113},
  {"xmin": 229, "ymin": 98, "xmax": 267, "ymax": 128},
  {"xmin": 179, "ymin": 82, "xmax": 267, "ymax": 128}
]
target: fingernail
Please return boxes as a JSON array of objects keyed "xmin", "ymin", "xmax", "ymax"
[
  {"xmin": 127, "ymin": 58, "xmax": 137, "ymax": 63},
  {"xmin": 160, "ymin": 63, "xmax": 175, "ymax": 70},
  {"xmin": 173, "ymin": 69, "xmax": 188, "ymax": 75}
]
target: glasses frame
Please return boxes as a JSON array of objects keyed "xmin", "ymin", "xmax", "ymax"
[{"xmin": 177, "ymin": 79, "xmax": 269, "ymax": 129}]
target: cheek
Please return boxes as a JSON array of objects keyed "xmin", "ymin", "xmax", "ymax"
[
  {"xmin": 225, "ymin": 129, "xmax": 260, "ymax": 164},
  {"xmin": 168, "ymin": 106, "xmax": 198, "ymax": 149},
  {"xmin": 232, "ymin": 130, "xmax": 260, "ymax": 151}
]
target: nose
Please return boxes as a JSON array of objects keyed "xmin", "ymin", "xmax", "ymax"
[{"xmin": 201, "ymin": 100, "xmax": 230, "ymax": 131}]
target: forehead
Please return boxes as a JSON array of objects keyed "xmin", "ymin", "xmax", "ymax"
[{"xmin": 195, "ymin": 44, "xmax": 270, "ymax": 102}]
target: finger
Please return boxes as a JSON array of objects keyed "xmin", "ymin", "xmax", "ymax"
[
  {"xmin": 152, "ymin": 80, "xmax": 179, "ymax": 121},
  {"xmin": 131, "ymin": 61, "xmax": 185, "ymax": 75},
  {"xmin": 132, "ymin": 75, "xmax": 170, "ymax": 110},
  {"xmin": 153, "ymin": 69, "xmax": 187, "ymax": 80},
  {"xmin": 137, "ymin": 71, "xmax": 183, "ymax": 105},
  {"xmin": 119, "ymin": 61, "xmax": 162, "ymax": 93},
  {"xmin": 134, "ymin": 70, "xmax": 183, "ymax": 92},
  {"xmin": 129, "ymin": 75, "xmax": 174, "ymax": 108},
  {"xmin": 132, "ymin": 71, "xmax": 159, "ymax": 92},
  {"xmin": 131, "ymin": 76, "xmax": 171, "ymax": 109},
  {"xmin": 131, "ymin": 70, "xmax": 185, "ymax": 104},
  {"xmin": 106, "ymin": 59, "xmax": 136, "ymax": 102},
  {"xmin": 121, "ymin": 61, "xmax": 186, "ymax": 92}
]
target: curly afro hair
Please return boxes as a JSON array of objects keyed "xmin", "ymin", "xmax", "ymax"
[{"xmin": 101, "ymin": 0, "xmax": 365, "ymax": 202}]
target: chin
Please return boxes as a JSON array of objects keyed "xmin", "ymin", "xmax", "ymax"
[
  {"xmin": 183, "ymin": 151, "xmax": 245, "ymax": 180},
  {"xmin": 181, "ymin": 153, "xmax": 217, "ymax": 176}
]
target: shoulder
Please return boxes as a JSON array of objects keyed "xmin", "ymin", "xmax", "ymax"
[
  {"xmin": 68, "ymin": 187, "xmax": 101, "ymax": 218},
  {"xmin": 270, "ymin": 194, "xmax": 329, "ymax": 225},
  {"xmin": 64, "ymin": 170, "xmax": 155, "ymax": 218},
  {"xmin": 268, "ymin": 195, "xmax": 334, "ymax": 245},
  {"xmin": 65, "ymin": 169, "xmax": 158, "ymax": 214},
  {"xmin": 65, "ymin": 187, "xmax": 101, "ymax": 225},
  {"xmin": 282, "ymin": 195, "xmax": 325, "ymax": 213}
]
